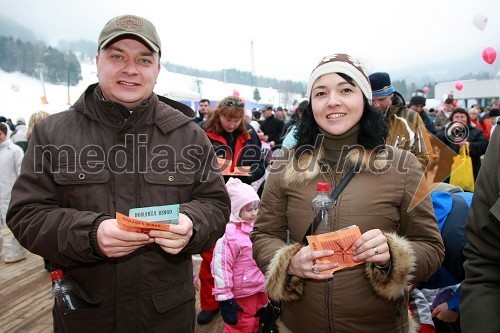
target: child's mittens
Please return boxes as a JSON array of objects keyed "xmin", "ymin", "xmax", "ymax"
[{"xmin": 219, "ymin": 298, "xmax": 243, "ymax": 325}]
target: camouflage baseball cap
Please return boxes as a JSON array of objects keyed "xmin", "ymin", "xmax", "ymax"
[{"xmin": 98, "ymin": 15, "xmax": 161, "ymax": 54}]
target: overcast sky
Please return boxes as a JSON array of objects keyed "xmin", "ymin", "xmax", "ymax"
[{"xmin": 1, "ymin": 0, "xmax": 499, "ymax": 81}]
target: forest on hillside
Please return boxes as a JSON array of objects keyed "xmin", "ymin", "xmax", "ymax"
[{"xmin": 0, "ymin": 36, "xmax": 82, "ymax": 85}]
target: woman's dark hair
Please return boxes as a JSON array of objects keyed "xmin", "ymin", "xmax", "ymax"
[
  {"xmin": 293, "ymin": 73, "xmax": 388, "ymax": 159},
  {"xmin": 203, "ymin": 95, "xmax": 247, "ymax": 135},
  {"xmin": 449, "ymin": 107, "xmax": 471, "ymax": 126}
]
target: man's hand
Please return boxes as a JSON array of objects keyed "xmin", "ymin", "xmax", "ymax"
[
  {"xmin": 148, "ymin": 213, "xmax": 193, "ymax": 254},
  {"xmin": 96, "ymin": 219, "xmax": 153, "ymax": 257}
]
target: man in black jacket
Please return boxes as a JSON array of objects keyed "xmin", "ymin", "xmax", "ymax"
[{"xmin": 259, "ymin": 106, "xmax": 284, "ymax": 147}]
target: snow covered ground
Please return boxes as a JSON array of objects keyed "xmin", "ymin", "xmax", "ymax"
[{"xmin": 0, "ymin": 58, "xmax": 300, "ymax": 124}]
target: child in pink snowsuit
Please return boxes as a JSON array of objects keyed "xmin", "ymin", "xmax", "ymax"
[{"xmin": 211, "ymin": 177, "xmax": 267, "ymax": 333}]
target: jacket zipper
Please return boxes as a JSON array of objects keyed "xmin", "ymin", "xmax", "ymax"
[{"xmin": 327, "ymin": 279, "xmax": 334, "ymax": 333}]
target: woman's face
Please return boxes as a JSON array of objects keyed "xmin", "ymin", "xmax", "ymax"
[
  {"xmin": 452, "ymin": 112, "xmax": 468, "ymax": 124},
  {"xmin": 469, "ymin": 112, "xmax": 478, "ymax": 120},
  {"xmin": 220, "ymin": 115, "xmax": 242, "ymax": 133},
  {"xmin": 311, "ymin": 73, "xmax": 364, "ymax": 136}
]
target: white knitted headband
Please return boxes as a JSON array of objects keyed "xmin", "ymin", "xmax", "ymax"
[{"xmin": 307, "ymin": 53, "xmax": 372, "ymax": 105}]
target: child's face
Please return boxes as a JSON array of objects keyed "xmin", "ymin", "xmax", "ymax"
[{"xmin": 239, "ymin": 201, "xmax": 260, "ymax": 223}]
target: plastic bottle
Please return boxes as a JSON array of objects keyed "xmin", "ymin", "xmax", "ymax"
[
  {"xmin": 51, "ymin": 269, "xmax": 92, "ymax": 310},
  {"xmin": 311, "ymin": 182, "xmax": 334, "ymax": 235}
]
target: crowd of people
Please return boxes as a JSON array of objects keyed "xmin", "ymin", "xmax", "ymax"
[{"xmin": 1, "ymin": 13, "xmax": 500, "ymax": 333}]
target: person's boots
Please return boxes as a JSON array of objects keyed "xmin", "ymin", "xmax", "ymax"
[
  {"xmin": 4, "ymin": 237, "xmax": 26, "ymax": 263},
  {"xmin": 197, "ymin": 308, "xmax": 219, "ymax": 325}
]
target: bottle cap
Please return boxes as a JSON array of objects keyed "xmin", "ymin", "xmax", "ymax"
[
  {"xmin": 50, "ymin": 269, "xmax": 64, "ymax": 281},
  {"xmin": 317, "ymin": 182, "xmax": 329, "ymax": 192}
]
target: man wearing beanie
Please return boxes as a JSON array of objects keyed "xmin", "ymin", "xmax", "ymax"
[
  {"xmin": 409, "ymin": 90, "xmax": 436, "ymax": 134},
  {"xmin": 7, "ymin": 14, "xmax": 230, "ymax": 332},
  {"xmin": 369, "ymin": 72, "xmax": 432, "ymax": 170}
]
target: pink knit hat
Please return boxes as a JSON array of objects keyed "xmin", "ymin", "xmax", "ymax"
[{"xmin": 226, "ymin": 177, "xmax": 260, "ymax": 221}]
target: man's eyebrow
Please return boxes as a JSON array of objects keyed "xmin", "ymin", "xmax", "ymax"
[
  {"xmin": 139, "ymin": 50, "xmax": 154, "ymax": 57},
  {"xmin": 108, "ymin": 45, "xmax": 124, "ymax": 53},
  {"xmin": 106, "ymin": 46, "xmax": 154, "ymax": 57}
]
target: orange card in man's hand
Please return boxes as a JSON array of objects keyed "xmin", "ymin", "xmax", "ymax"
[
  {"xmin": 306, "ymin": 225, "xmax": 363, "ymax": 274},
  {"xmin": 116, "ymin": 212, "xmax": 171, "ymax": 233}
]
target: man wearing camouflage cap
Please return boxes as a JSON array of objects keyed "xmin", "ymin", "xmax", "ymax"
[{"xmin": 7, "ymin": 14, "xmax": 230, "ymax": 332}]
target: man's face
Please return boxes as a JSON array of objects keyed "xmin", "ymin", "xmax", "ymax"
[
  {"xmin": 263, "ymin": 109, "xmax": 272, "ymax": 118},
  {"xmin": 493, "ymin": 101, "xmax": 500, "ymax": 109},
  {"xmin": 198, "ymin": 101, "xmax": 210, "ymax": 115},
  {"xmin": 96, "ymin": 38, "xmax": 160, "ymax": 109},
  {"xmin": 275, "ymin": 110, "xmax": 284, "ymax": 119},
  {"xmin": 444, "ymin": 102, "xmax": 454, "ymax": 113},
  {"xmin": 0, "ymin": 130, "xmax": 6, "ymax": 143},
  {"xmin": 371, "ymin": 95, "xmax": 393, "ymax": 112},
  {"xmin": 411, "ymin": 104, "xmax": 424, "ymax": 113}
]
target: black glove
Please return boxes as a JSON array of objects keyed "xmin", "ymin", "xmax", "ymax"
[
  {"xmin": 219, "ymin": 298, "xmax": 243, "ymax": 325},
  {"xmin": 254, "ymin": 300, "xmax": 281, "ymax": 333}
]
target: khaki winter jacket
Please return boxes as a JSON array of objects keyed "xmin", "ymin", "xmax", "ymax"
[
  {"xmin": 251, "ymin": 146, "xmax": 444, "ymax": 333},
  {"xmin": 7, "ymin": 84, "xmax": 231, "ymax": 333},
  {"xmin": 385, "ymin": 92, "xmax": 432, "ymax": 170}
]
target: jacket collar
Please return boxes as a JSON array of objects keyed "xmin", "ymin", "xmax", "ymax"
[
  {"xmin": 280, "ymin": 145, "xmax": 390, "ymax": 186},
  {"xmin": 385, "ymin": 91, "xmax": 407, "ymax": 118}
]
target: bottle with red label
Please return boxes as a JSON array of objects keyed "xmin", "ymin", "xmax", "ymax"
[
  {"xmin": 311, "ymin": 182, "xmax": 334, "ymax": 235},
  {"xmin": 51, "ymin": 269, "xmax": 93, "ymax": 310}
]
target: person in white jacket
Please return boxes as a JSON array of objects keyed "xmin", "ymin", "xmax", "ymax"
[
  {"xmin": 211, "ymin": 177, "xmax": 267, "ymax": 332},
  {"xmin": 0, "ymin": 122, "xmax": 25, "ymax": 262}
]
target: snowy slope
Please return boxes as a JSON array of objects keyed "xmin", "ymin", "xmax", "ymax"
[{"xmin": 1, "ymin": 59, "xmax": 297, "ymax": 124}]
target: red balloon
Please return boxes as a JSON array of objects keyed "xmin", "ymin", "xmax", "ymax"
[
  {"xmin": 482, "ymin": 46, "xmax": 497, "ymax": 65},
  {"xmin": 423, "ymin": 86, "xmax": 429, "ymax": 94},
  {"xmin": 455, "ymin": 81, "xmax": 464, "ymax": 91}
]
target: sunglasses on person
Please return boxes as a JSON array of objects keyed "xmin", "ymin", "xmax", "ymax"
[
  {"xmin": 242, "ymin": 201, "xmax": 260, "ymax": 211},
  {"xmin": 225, "ymin": 100, "xmax": 245, "ymax": 107}
]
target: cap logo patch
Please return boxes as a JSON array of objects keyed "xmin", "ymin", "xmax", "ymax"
[{"xmin": 116, "ymin": 16, "xmax": 143, "ymax": 30}]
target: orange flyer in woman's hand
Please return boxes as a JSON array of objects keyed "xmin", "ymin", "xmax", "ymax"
[
  {"xmin": 116, "ymin": 212, "xmax": 171, "ymax": 233},
  {"xmin": 217, "ymin": 158, "xmax": 250, "ymax": 176},
  {"xmin": 306, "ymin": 225, "xmax": 363, "ymax": 274}
]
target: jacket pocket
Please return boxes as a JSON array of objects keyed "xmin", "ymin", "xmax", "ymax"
[
  {"xmin": 54, "ymin": 160, "xmax": 110, "ymax": 211},
  {"xmin": 232, "ymin": 266, "xmax": 248, "ymax": 290},
  {"xmin": 151, "ymin": 278, "xmax": 196, "ymax": 314},
  {"xmin": 55, "ymin": 306, "xmax": 103, "ymax": 333},
  {"xmin": 142, "ymin": 165, "xmax": 195, "ymax": 206}
]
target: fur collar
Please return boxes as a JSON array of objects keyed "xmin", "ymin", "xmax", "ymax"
[{"xmin": 281, "ymin": 145, "xmax": 391, "ymax": 186}]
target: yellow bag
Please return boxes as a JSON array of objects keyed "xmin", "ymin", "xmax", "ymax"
[{"xmin": 449, "ymin": 144, "xmax": 474, "ymax": 192}]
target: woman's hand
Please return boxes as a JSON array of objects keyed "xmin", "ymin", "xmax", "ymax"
[
  {"xmin": 288, "ymin": 245, "xmax": 338, "ymax": 280},
  {"xmin": 351, "ymin": 229, "xmax": 390, "ymax": 266}
]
